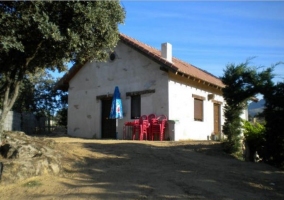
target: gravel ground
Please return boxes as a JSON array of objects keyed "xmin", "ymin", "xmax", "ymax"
[{"xmin": 0, "ymin": 137, "xmax": 283, "ymax": 200}]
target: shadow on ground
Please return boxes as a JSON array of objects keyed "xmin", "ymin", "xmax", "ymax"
[{"xmin": 30, "ymin": 139, "xmax": 284, "ymax": 200}]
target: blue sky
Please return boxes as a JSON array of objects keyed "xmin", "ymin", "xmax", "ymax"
[
  {"xmin": 118, "ymin": 1, "xmax": 284, "ymax": 83},
  {"xmin": 54, "ymin": 1, "xmax": 284, "ymax": 83}
]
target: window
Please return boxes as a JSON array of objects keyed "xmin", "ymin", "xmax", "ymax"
[
  {"xmin": 192, "ymin": 94, "xmax": 205, "ymax": 121},
  {"xmin": 131, "ymin": 95, "xmax": 141, "ymax": 119},
  {"xmin": 194, "ymin": 99, "xmax": 203, "ymax": 121}
]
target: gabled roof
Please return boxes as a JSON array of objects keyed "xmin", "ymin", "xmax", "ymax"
[{"xmin": 56, "ymin": 33, "xmax": 225, "ymax": 91}]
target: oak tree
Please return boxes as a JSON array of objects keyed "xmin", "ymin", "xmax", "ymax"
[{"xmin": 0, "ymin": 1, "xmax": 125, "ymax": 142}]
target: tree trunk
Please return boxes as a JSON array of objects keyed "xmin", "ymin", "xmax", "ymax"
[
  {"xmin": 0, "ymin": 109, "xmax": 9, "ymax": 144},
  {"xmin": 0, "ymin": 81, "xmax": 21, "ymax": 144}
]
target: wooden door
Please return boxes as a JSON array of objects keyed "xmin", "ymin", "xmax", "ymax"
[
  {"xmin": 213, "ymin": 103, "xmax": 221, "ymax": 134},
  {"xmin": 101, "ymin": 98, "xmax": 116, "ymax": 139}
]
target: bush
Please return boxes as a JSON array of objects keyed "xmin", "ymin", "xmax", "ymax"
[
  {"xmin": 222, "ymin": 138, "xmax": 243, "ymax": 159},
  {"xmin": 263, "ymin": 82, "xmax": 284, "ymax": 168},
  {"xmin": 242, "ymin": 120, "xmax": 265, "ymax": 161}
]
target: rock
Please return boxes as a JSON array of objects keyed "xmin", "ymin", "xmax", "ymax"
[
  {"xmin": 0, "ymin": 144, "xmax": 11, "ymax": 158},
  {"xmin": 49, "ymin": 163, "xmax": 60, "ymax": 175},
  {"xmin": 6, "ymin": 146, "xmax": 18, "ymax": 159},
  {"xmin": 0, "ymin": 162, "xmax": 3, "ymax": 180},
  {"xmin": 0, "ymin": 131, "xmax": 63, "ymax": 184}
]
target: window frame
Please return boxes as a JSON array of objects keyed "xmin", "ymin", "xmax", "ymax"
[
  {"xmin": 192, "ymin": 94, "xmax": 205, "ymax": 122},
  {"xmin": 131, "ymin": 95, "xmax": 141, "ymax": 119}
]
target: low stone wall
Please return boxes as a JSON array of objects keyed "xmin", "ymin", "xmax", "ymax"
[
  {"xmin": 1, "ymin": 111, "xmax": 50, "ymax": 135},
  {"xmin": 0, "ymin": 111, "xmax": 21, "ymax": 132},
  {"xmin": 21, "ymin": 112, "xmax": 39, "ymax": 135}
]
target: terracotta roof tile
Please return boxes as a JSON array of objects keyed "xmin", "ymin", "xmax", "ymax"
[
  {"xmin": 119, "ymin": 33, "xmax": 225, "ymax": 88},
  {"xmin": 56, "ymin": 33, "xmax": 225, "ymax": 91}
]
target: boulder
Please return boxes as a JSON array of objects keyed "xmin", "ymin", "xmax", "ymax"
[{"xmin": 0, "ymin": 131, "xmax": 63, "ymax": 184}]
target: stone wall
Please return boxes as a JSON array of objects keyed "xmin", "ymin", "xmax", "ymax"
[
  {"xmin": 1, "ymin": 111, "xmax": 50, "ymax": 135},
  {"xmin": 21, "ymin": 112, "xmax": 38, "ymax": 135},
  {"xmin": 0, "ymin": 110, "xmax": 21, "ymax": 132}
]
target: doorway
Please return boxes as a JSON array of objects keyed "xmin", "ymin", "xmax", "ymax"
[
  {"xmin": 213, "ymin": 103, "xmax": 221, "ymax": 134},
  {"xmin": 101, "ymin": 98, "xmax": 116, "ymax": 139}
]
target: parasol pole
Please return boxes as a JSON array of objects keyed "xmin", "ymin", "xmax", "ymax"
[{"xmin": 116, "ymin": 118, "xmax": 118, "ymax": 139}]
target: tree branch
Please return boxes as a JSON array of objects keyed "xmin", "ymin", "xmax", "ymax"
[
  {"xmin": 7, "ymin": 81, "xmax": 21, "ymax": 111},
  {"xmin": 25, "ymin": 41, "xmax": 43, "ymax": 68}
]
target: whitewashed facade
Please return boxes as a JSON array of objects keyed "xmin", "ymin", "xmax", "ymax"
[
  {"xmin": 168, "ymin": 74, "xmax": 224, "ymax": 140},
  {"xmin": 59, "ymin": 35, "xmax": 226, "ymax": 140}
]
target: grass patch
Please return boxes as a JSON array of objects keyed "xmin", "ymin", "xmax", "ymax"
[{"xmin": 22, "ymin": 180, "xmax": 42, "ymax": 187}]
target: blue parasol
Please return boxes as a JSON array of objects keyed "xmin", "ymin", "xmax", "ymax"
[{"xmin": 109, "ymin": 86, "xmax": 123, "ymax": 139}]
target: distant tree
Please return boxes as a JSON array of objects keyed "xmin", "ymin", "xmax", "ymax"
[
  {"xmin": 55, "ymin": 89, "xmax": 68, "ymax": 128},
  {"xmin": 0, "ymin": 1, "xmax": 125, "ymax": 142},
  {"xmin": 56, "ymin": 107, "xmax": 68, "ymax": 128},
  {"xmin": 32, "ymin": 73, "xmax": 68, "ymax": 134},
  {"xmin": 33, "ymin": 74, "xmax": 58, "ymax": 117},
  {"xmin": 11, "ymin": 77, "xmax": 36, "ymax": 113},
  {"xmin": 9, "ymin": 69, "xmax": 46, "ymax": 113}
]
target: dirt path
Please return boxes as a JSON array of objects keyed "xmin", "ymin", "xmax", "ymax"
[{"xmin": 0, "ymin": 137, "xmax": 283, "ymax": 200}]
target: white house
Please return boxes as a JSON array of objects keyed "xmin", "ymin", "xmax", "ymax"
[{"xmin": 56, "ymin": 34, "xmax": 226, "ymax": 141}]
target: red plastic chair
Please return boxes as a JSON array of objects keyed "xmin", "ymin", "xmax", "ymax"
[
  {"xmin": 149, "ymin": 115, "xmax": 167, "ymax": 141},
  {"xmin": 157, "ymin": 114, "xmax": 167, "ymax": 121},
  {"xmin": 159, "ymin": 115, "xmax": 167, "ymax": 141},
  {"xmin": 159, "ymin": 119, "xmax": 167, "ymax": 140},
  {"xmin": 149, "ymin": 123, "xmax": 162, "ymax": 141},
  {"xmin": 140, "ymin": 115, "xmax": 148, "ymax": 121},
  {"xmin": 132, "ymin": 118, "xmax": 149, "ymax": 141},
  {"xmin": 131, "ymin": 120, "xmax": 140, "ymax": 140},
  {"xmin": 148, "ymin": 114, "xmax": 156, "ymax": 122},
  {"xmin": 124, "ymin": 121, "xmax": 137, "ymax": 139},
  {"xmin": 147, "ymin": 114, "xmax": 156, "ymax": 139},
  {"xmin": 138, "ymin": 119, "xmax": 149, "ymax": 140}
]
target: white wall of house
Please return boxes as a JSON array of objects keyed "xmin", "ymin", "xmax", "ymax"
[
  {"xmin": 67, "ymin": 40, "xmax": 227, "ymax": 141},
  {"xmin": 168, "ymin": 73, "xmax": 225, "ymax": 140},
  {"xmin": 67, "ymin": 41, "xmax": 168, "ymax": 139},
  {"xmin": 240, "ymin": 107, "xmax": 248, "ymax": 121}
]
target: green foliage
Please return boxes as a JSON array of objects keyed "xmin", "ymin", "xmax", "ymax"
[
  {"xmin": 243, "ymin": 120, "xmax": 265, "ymax": 144},
  {"xmin": 222, "ymin": 138, "xmax": 242, "ymax": 155},
  {"xmin": 222, "ymin": 104, "xmax": 243, "ymax": 153},
  {"xmin": 33, "ymin": 74, "xmax": 61, "ymax": 117},
  {"xmin": 0, "ymin": 1, "xmax": 125, "ymax": 136},
  {"xmin": 221, "ymin": 60, "xmax": 284, "ymax": 167},
  {"xmin": 221, "ymin": 61, "xmax": 274, "ymax": 154},
  {"xmin": 263, "ymin": 82, "xmax": 284, "ymax": 167},
  {"xmin": 222, "ymin": 61, "xmax": 274, "ymax": 105},
  {"xmin": 0, "ymin": 1, "xmax": 125, "ymax": 69},
  {"xmin": 0, "ymin": 1, "xmax": 125, "ymax": 84},
  {"xmin": 56, "ymin": 107, "xmax": 67, "ymax": 128},
  {"xmin": 9, "ymin": 70, "xmax": 45, "ymax": 113},
  {"xmin": 242, "ymin": 120, "xmax": 265, "ymax": 161},
  {"xmin": 7, "ymin": 71, "xmax": 66, "ymax": 116},
  {"xmin": 54, "ymin": 87, "xmax": 68, "ymax": 128}
]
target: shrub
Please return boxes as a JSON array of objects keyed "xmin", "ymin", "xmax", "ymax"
[{"xmin": 242, "ymin": 120, "xmax": 265, "ymax": 161}]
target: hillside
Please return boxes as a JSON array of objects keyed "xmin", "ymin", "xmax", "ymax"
[{"xmin": 248, "ymin": 99, "xmax": 265, "ymax": 117}]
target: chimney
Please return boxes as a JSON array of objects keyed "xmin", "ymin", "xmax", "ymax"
[{"xmin": 161, "ymin": 42, "xmax": 172, "ymax": 63}]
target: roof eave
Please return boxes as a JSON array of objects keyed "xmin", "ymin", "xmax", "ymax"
[
  {"xmin": 54, "ymin": 61, "xmax": 87, "ymax": 91},
  {"xmin": 172, "ymin": 70, "xmax": 225, "ymax": 90},
  {"xmin": 119, "ymin": 34, "xmax": 225, "ymax": 89}
]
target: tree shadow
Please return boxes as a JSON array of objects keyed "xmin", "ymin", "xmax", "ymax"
[{"xmin": 30, "ymin": 140, "xmax": 284, "ymax": 199}]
